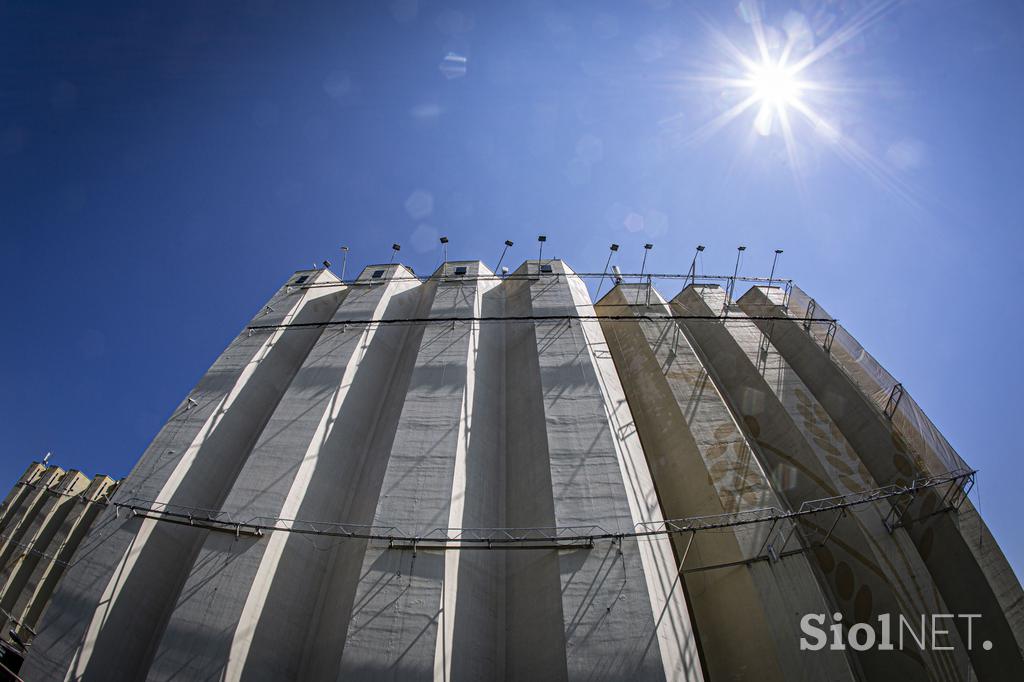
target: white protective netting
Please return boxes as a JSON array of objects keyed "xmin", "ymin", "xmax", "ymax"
[{"xmin": 784, "ymin": 285, "xmax": 969, "ymax": 477}]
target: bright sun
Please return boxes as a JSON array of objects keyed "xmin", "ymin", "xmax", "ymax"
[
  {"xmin": 743, "ymin": 60, "xmax": 804, "ymax": 137},
  {"xmin": 681, "ymin": 2, "xmax": 917, "ymax": 205},
  {"xmin": 747, "ymin": 61, "xmax": 802, "ymax": 107}
]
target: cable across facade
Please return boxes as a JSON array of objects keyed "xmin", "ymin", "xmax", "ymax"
[{"xmin": 109, "ymin": 468, "xmax": 975, "ymax": 556}]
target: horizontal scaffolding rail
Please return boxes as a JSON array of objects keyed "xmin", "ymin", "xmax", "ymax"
[
  {"xmin": 4, "ymin": 481, "xmax": 114, "ymax": 505},
  {"xmin": 110, "ymin": 468, "xmax": 975, "ymax": 554},
  {"xmin": 297, "ymin": 271, "xmax": 795, "ymax": 288},
  {"xmin": 0, "ymin": 531, "xmax": 71, "ymax": 568},
  {"xmin": 247, "ymin": 312, "xmax": 838, "ymax": 333}
]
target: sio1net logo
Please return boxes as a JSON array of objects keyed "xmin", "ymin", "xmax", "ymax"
[{"xmin": 800, "ymin": 612, "xmax": 991, "ymax": 652}]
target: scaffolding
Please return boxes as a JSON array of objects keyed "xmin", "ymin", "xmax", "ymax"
[
  {"xmin": 5, "ymin": 273, "xmax": 975, "ymax": 574},
  {"xmin": 109, "ymin": 468, "xmax": 975, "ymax": 566},
  {"xmin": 104, "ymin": 271, "xmax": 976, "ymax": 569},
  {"xmin": 294, "ymin": 270, "xmax": 795, "ymax": 290},
  {"xmin": 246, "ymin": 311, "xmax": 839, "ymax": 333},
  {"xmin": 784, "ymin": 285, "xmax": 970, "ymax": 476}
]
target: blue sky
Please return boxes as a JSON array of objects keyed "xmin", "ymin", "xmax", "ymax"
[{"xmin": 1, "ymin": 1, "xmax": 1021, "ymax": 573}]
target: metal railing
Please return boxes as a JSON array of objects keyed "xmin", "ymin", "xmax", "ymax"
[{"xmin": 110, "ymin": 468, "xmax": 975, "ymax": 556}]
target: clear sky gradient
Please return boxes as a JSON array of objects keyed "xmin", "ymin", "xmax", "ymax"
[{"xmin": 2, "ymin": 1, "xmax": 1021, "ymax": 574}]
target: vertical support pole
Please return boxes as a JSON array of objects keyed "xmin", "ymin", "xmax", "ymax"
[
  {"xmin": 687, "ymin": 245, "xmax": 705, "ymax": 287},
  {"xmin": 767, "ymin": 249, "xmax": 783, "ymax": 294},
  {"xmin": 595, "ymin": 243, "xmax": 619, "ymax": 301}
]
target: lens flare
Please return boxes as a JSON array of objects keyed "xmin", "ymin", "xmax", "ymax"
[
  {"xmin": 675, "ymin": 0, "xmax": 917, "ymax": 205},
  {"xmin": 743, "ymin": 60, "xmax": 804, "ymax": 137},
  {"xmin": 747, "ymin": 62, "xmax": 802, "ymax": 108}
]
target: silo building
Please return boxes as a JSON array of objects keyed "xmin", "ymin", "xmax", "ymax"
[{"xmin": 17, "ymin": 260, "xmax": 1023, "ymax": 681}]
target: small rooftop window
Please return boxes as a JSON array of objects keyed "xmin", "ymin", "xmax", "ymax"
[
  {"xmin": 294, "ymin": 275, "xmax": 309, "ymax": 285},
  {"xmin": 453, "ymin": 266, "xmax": 468, "ymax": 276},
  {"xmin": 371, "ymin": 269, "xmax": 386, "ymax": 279},
  {"xmin": 540, "ymin": 263, "xmax": 553, "ymax": 274}
]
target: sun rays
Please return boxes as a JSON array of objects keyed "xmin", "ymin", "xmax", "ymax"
[
  {"xmin": 679, "ymin": 0, "xmax": 917, "ymax": 205},
  {"xmin": 743, "ymin": 60, "xmax": 804, "ymax": 136}
]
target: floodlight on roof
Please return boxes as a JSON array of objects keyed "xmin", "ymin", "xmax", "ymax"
[
  {"xmin": 729, "ymin": 245, "xmax": 747, "ymax": 304},
  {"xmin": 595, "ymin": 243, "xmax": 621, "ymax": 299},
  {"xmin": 688, "ymin": 245, "xmax": 705, "ymax": 285},
  {"xmin": 496, "ymin": 239, "xmax": 514, "ymax": 272},
  {"xmin": 768, "ymin": 248, "xmax": 784, "ymax": 292},
  {"xmin": 639, "ymin": 242, "xmax": 653, "ymax": 279}
]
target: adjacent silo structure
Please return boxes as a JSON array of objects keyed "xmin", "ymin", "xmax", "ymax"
[
  {"xmin": 18, "ymin": 260, "xmax": 1024, "ymax": 681},
  {"xmin": 0, "ymin": 462, "xmax": 118, "ymax": 660}
]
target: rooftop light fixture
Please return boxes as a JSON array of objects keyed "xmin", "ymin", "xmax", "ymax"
[
  {"xmin": 640, "ymin": 243, "xmax": 653, "ymax": 278},
  {"xmin": 728, "ymin": 245, "xmax": 747, "ymax": 303},
  {"xmin": 687, "ymin": 245, "xmax": 705, "ymax": 286},
  {"xmin": 595, "ymin": 243, "xmax": 621, "ymax": 300},
  {"xmin": 495, "ymin": 239, "xmax": 514, "ymax": 273},
  {"xmin": 768, "ymin": 248, "xmax": 784, "ymax": 292}
]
